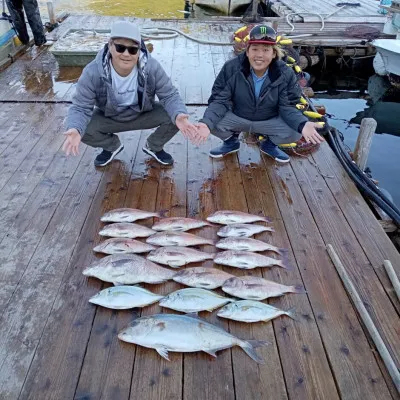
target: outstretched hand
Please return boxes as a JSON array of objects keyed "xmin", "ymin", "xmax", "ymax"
[
  {"xmin": 301, "ymin": 121, "xmax": 324, "ymax": 144},
  {"xmin": 175, "ymin": 114, "xmax": 198, "ymax": 141},
  {"xmin": 62, "ymin": 128, "xmax": 81, "ymax": 156},
  {"xmin": 192, "ymin": 122, "xmax": 211, "ymax": 146}
]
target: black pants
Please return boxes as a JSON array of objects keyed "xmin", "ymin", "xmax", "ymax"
[{"xmin": 6, "ymin": 0, "xmax": 46, "ymax": 46}]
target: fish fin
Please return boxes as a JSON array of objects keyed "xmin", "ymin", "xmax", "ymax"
[
  {"xmin": 278, "ymin": 252, "xmax": 292, "ymax": 270},
  {"xmin": 291, "ymin": 284, "xmax": 307, "ymax": 294},
  {"xmin": 158, "ymin": 209, "xmax": 168, "ymax": 218},
  {"xmin": 239, "ymin": 340, "xmax": 269, "ymax": 364},
  {"xmin": 285, "ymin": 307, "xmax": 298, "ymax": 321},
  {"xmin": 277, "ymin": 248, "xmax": 289, "ymax": 256},
  {"xmin": 203, "ymin": 349, "xmax": 218, "ymax": 358},
  {"xmin": 155, "ymin": 346, "xmax": 170, "ymax": 361},
  {"xmin": 263, "ymin": 216, "xmax": 273, "ymax": 223}
]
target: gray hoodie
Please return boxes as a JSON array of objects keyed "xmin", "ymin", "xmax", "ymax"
[{"xmin": 66, "ymin": 42, "xmax": 187, "ymax": 136}]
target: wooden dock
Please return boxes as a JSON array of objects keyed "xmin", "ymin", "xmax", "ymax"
[{"xmin": 0, "ymin": 15, "xmax": 399, "ymax": 400}]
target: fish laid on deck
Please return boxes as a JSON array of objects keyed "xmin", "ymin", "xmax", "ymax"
[
  {"xmin": 146, "ymin": 246, "xmax": 215, "ymax": 267},
  {"xmin": 152, "ymin": 217, "xmax": 212, "ymax": 232},
  {"xmin": 217, "ymin": 300, "xmax": 296, "ymax": 323},
  {"xmin": 214, "ymin": 250, "xmax": 288, "ymax": 269},
  {"xmin": 89, "ymin": 286, "xmax": 164, "ymax": 309},
  {"xmin": 159, "ymin": 288, "xmax": 234, "ymax": 312},
  {"xmin": 93, "ymin": 238, "xmax": 156, "ymax": 254},
  {"xmin": 118, "ymin": 314, "xmax": 268, "ymax": 363},
  {"xmin": 217, "ymin": 223, "xmax": 274, "ymax": 238},
  {"xmin": 99, "ymin": 222, "xmax": 156, "ymax": 238},
  {"xmin": 222, "ymin": 276, "xmax": 306, "ymax": 300},
  {"xmin": 146, "ymin": 231, "xmax": 215, "ymax": 247},
  {"xmin": 82, "ymin": 254, "xmax": 175, "ymax": 284},
  {"xmin": 206, "ymin": 210, "xmax": 272, "ymax": 225},
  {"xmin": 100, "ymin": 208, "xmax": 161, "ymax": 222},
  {"xmin": 172, "ymin": 267, "xmax": 234, "ymax": 289},
  {"xmin": 216, "ymin": 237, "xmax": 285, "ymax": 254}
]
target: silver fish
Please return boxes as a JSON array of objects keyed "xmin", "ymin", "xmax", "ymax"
[
  {"xmin": 101, "ymin": 208, "xmax": 161, "ymax": 223},
  {"xmin": 214, "ymin": 250, "xmax": 288, "ymax": 269},
  {"xmin": 222, "ymin": 276, "xmax": 306, "ymax": 300},
  {"xmin": 146, "ymin": 231, "xmax": 215, "ymax": 247},
  {"xmin": 173, "ymin": 267, "xmax": 233, "ymax": 289},
  {"xmin": 118, "ymin": 314, "xmax": 268, "ymax": 363},
  {"xmin": 159, "ymin": 288, "xmax": 233, "ymax": 312},
  {"xmin": 217, "ymin": 300, "xmax": 296, "ymax": 323},
  {"xmin": 93, "ymin": 238, "xmax": 156, "ymax": 255},
  {"xmin": 89, "ymin": 286, "xmax": 164, "ymax": 309},
  {"xmin": 99, "ymin": 223, "xmax": 156, "ymax": 238},
  {"xmin": 217, "ymin": 224, "xmax": 274, "ymax": 238},
  {"xmin": 82, "ymin": 254, "xmax": 175, "ymax": 284},
  {"xmin": 147, "ymin": 246, "xmax": 214, "ymax": 268},
  {"xmin": 216, "ymin": 237, "xmax": 284, "ymax": 255},
  {"xmin": 152, "ymin": 217, "xmax": 212, "ymax": 232},
  {"xmin": 207, "ymin": 210, "xmax": 271, "ymax": 225}
]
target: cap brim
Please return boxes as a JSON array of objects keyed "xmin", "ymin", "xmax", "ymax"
[{"xmin": 248, "ymin": 40, "xmax": 276, "ymax": 45}]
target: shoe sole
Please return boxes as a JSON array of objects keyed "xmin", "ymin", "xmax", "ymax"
[
  {"xmin": 260, "ymin": 149, "xmax": 290, "ymax": 163},
  {"xmin": 142, "ymin": 146, "xmax": 173, "ymax": 165},
  {"xmin": 209, "ymin": 148, "xmax": 239, "ymax": 159},
  {"xmin": 94, "ymin": 144, "xmax": 124, "ymax": 167}
]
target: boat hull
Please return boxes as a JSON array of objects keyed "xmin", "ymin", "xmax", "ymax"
[
  {"xmin": 195, "ymin": 0, "xmax": 250, "ymax": 14},
  {"xmin": 373, "ymin": 39, "xmax": 400, "ymax": 76}
]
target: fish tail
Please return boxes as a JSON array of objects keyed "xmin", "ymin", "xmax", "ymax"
[
  {"xmin": 277, "ymin": 252, "xmax": 292, "ymax": 270},
  {"xmin": 285, "ymin": 307, "xmax": 298, "ymax": 320},
  {"xmin": 158, "ymin": 209, "xmax": 168, "ymax": 218},
  {"xmin": 277, "ymin": 248, "xmax": 289, "ymax": 256},
  {"xmin": 262, "ymin": 216, "xmax": 273, "ymax": 223},
  {"xmin": 290, "ymin": 284, "xmax": 307, "ymax": 294},
  {"xmin": 239, "ymin": 340, "xmax": 269, "ymax": 364}
]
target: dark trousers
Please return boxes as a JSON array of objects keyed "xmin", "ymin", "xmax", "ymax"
[{"xmin": 6, "ymin": 0, "xmax": 46, "ymax": 46}]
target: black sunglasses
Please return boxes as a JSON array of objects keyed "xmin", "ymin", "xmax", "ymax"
[{"xmin": 113, "ymin": 42, "xmax": 139, "ymax": 55}]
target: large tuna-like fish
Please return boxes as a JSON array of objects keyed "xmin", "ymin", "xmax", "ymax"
[
  {"xmin": 118, "ymin": 314, "xmax": 268, "ymax": 362},
  {"xmin": 214, "ymin": 250, "xmax": 289, "ymax": 270},
  {"xmin": 146, "ymin": 231, "xmax": 214, "ymax": 247},
  {"xmin": 93, "ymin": 238, "xmax": 156, "ymax": 255},
  {"xmin": 207, "ymin": 210, "xmax": 271, "ymax": 225},
  {"xmin": 89, "ymin": 286, "xmax": 164, "ymax": 309},
  {"xmin": 216, "ymin": 237, "xmax": 284, "ymax": 255},
  {"xmin": 222, "ymin": 276, "xmax": 306, "ymax": 300},
  {"xmin": 99, "ymin": 223, "xmax": 156, "ymax": 238},
  {"xmin": 82, "ymin": 254, "xmax": 175, "ymax": 284},
  {"xmin": 159, "ymin": 288, "xmax": 233, "ymax": 312},
  {"xmin": 217, "ymin": 224, "xmax": 274, "ymax": 238},
  {"xmin": 147, "ymin": 246, "xmax": 215, "ymax": 268},
  {"xmin": 173, "ymin": 267, "xmax": 233, "ymax": 289},
  {"xmin": 101, "ymin": 208, "xmax": 161, "ymax": 223},
  {"xmin": 152, "ymin": 217, "xmax": 212, "ymax": 232},
  {"xmin": 217, "ymin": 300, "xmax": 296, "ymax": 323}
]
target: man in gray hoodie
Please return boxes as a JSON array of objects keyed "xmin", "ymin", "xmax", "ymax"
[{"xmin": 62, "ymin": 20, "xmax": 197, "ymax": 166}]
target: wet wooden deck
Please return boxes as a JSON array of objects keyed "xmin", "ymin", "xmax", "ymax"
[{"xmin": 0, "ymin": 16, "xmax": 400, "ymax": 400}]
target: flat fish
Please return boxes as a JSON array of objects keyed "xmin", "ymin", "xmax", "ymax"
[
  {"xmin": 147, "ymin": 246, "xmax": 215, "ymax": 268},
  {"xmin": 217, "ymin": 224, "xmax": 274, "ymax": 238},
  {"xmin": 82, "ymin": 254, "xmax": 175, "ymax": 284},
  {"xmin": 214, "ymin": 250, "xmax": 288, "ymax": 270},
  {"xmin": 217, "ymin": 300, "xmax": 296, "ymax": 323},
  {"xmin": 216, "ymin": 237, "xmax": 284, "ymax": 255},
  {"xmin": 159, "ymin": 288, "xmax": 233, "ymax": 312},
  {"xmin": 152, "ymin": 217, "xmax": 212, "ymax": 232},
  {"xmin": 146, "ymin": 231, "xmax": 214, "ymax": 247},
  {"xmin": 207, "ymin": 210, "xmax": 271, "ymax": 225},
  {"xmin": 89, "ymin": 286, "xmax": 164, "ymax": 309},
  {"xmin": 101, "ymin": 208, "xmax": 160, "ymax": 223},
  {"xmin": 118, "ymin": 313, "xmax": 268, "ymax": 363},
  {"xmin": 173, "ymin": 267, "xmax": 234, "ymax": 289},
  {"xmin": 99, "ymin": 223, "xmax": 156, "ymax": 238},
  {"xmin": 222, "ymin": 276, "xmax": 306, "ymax": 300},
  {"xmin": 93, "ymin": 238, "xmax": 156, "ymax": 255}
]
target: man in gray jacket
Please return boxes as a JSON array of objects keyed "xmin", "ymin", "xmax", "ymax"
[{"xmin": 62, "ymin": 20, "xmax": 197, "ymax": 166}]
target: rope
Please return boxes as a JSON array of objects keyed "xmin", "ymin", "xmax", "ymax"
[{"xmin": 141, "ymin": 27, "xmax": 233, "ymax": 45}]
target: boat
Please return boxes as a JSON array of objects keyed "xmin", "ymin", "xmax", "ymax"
[
  {"xmin": 0, "ymin": 18, "xmax": 17, "ymax": 69},
  {"xmin": 194, "ymin": 0, "xmax": 250, "ymax": 15},
  {"xmin": 373, "ymin": 39, "xmax": 400, "ymax": 76}
]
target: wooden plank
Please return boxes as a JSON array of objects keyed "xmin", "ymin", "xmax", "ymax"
[
  {"xmin": 263, "ymin": 154, "xmax": 393, "ymax": 399},
  {"xmin": 236, "ymin": 139, "xmax": 340, "ymax": 399},
  {"xmin": 183, "ymin": 107, "xmax": 235, "ymax": 400},
  {"xmin": 129, "ymin": 129, "xmax": 187, "ymax": 400}
]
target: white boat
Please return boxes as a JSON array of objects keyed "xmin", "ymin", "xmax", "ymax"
[
  {"xmin": 195, "ymin": 0, "xmax": 250, "ymax": 15},
  {"xmin": 0, "ymin": 19, "xmax": 17, "ymax": 69},
  {"xmin": 373, "ymin": 39, "xmax": 400, "ymax": 76}
]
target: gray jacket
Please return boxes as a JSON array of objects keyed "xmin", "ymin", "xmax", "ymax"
[{"xmin": 66, "ymin": 42, "xmax": 187, "ymax": 136}]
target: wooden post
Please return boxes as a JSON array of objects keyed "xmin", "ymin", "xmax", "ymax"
[
  {"xmin": 251, "ymin": 0, "xmax": 259, "ymax": 20},
  {"xmin": 353, "ymin": 118, "xmax": 377, "ymax": 171},
  {"xmin": 327, "ymin": 244, "xmax": 400, "ymax": 393},
  {"xmin": 383, "ymin": 260, "xmax": 400, "ymax": 301},
  {"xmin": 47, "ymin": 1, "xmax": 57, "ymax": 25}
]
